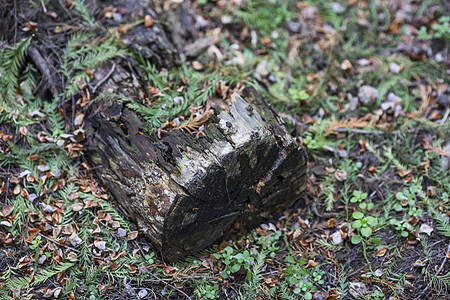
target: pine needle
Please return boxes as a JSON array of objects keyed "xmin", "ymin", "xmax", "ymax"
[{"xmin": 324, "ymin": 117, "xmax": 370, "ymax": 135}]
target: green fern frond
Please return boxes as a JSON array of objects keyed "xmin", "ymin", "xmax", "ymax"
[
  {"xmin": 62, "ymin": 35, "xmax": 125, "ymax": 97},
  {"xmin": 315, "ymin": 0, "xmax": 344, "ymax": 30},
  {"xmin": 425, "ymin": 269, "xmax": 450, "ymax": 295},
  {"xmin": 71, "ymin": 0, "xmax": 95, "ymax": 24},
  {"xmin": 0, "ymin": 36, "xmax": 33, "ymax": 100},
  {"xmin": 239, "ymin": 249, "xmax": 267, "ymax": 299},
  {"xmin": 314, "ymin": 238, "xmax": 344, "ymax": 251},
  {"xmin": 430, "ymin": 208, "xmax": 450, "ymax": 237},
  {"xmin": 176, "ymin": 247, "xmax": 218, "ymax": 269},
  {"xmin": 7, "ymin": 262, "xmax": 75, "ymax": 290}
]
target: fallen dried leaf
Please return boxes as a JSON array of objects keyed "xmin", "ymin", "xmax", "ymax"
[
  {"xmin": 128, "ymin": 231, "xmax": 138, "ymax": 240},
  {"xmin": 71, "ymin": 203, "xmax": 84, "ymax": 212},
  {"xmin": 376, "ymin": 248, "xmax": 386, "ymax": 257},
  {"xmin": 419, "ymin": 224, "xmax": 433, "ymax": 236},
  {"xmin": 145, "ymin": 15, "xmax": 153, "ymax": 28},
  {"xmin": 0, "ymin": 205, "xmax": 14, "ymax": 217},
  {"xmin": 192, "ymin": 61, "xmax": 203, "ymax": 70},
  {"xmin": 335, "ymin": 169, "xmax": 347, "ymax": 181}
]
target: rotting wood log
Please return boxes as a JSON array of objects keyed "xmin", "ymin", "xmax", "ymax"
[{"xmin": 85, "ymin": 87, "xmax": 307, "ymax": 262}]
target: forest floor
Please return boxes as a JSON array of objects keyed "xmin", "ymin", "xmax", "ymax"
[{"xmin": 0, "ymin": 0, "xmax": 449, "ymax": 299}]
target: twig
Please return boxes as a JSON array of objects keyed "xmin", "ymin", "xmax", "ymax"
[
  {"xmin": 38, "ymin": 232, "xmax": 80, "ymax": 253},
  {"xmin": 435, "ymin": 242, "xmax": 450, "ymax": 276},
  {"xmin": 40, "ymin": 0, "xmax": 47, "ymax": 13},
  {"xmin": 28, "ymin": 45, "xmax": 59, "ymax": 97},
  {"xmin": 92, "ymin": 63, "xmax": 116, "ymax": 94},
  {"xmin": 148, "ymin": 273, "xmax": 193, "ymax": 300},
  {"xmin": 331, "ymin": 128, "xmax": 416, "ymax": 134},
  {"xmin": 440, "ymin": 107, "xmax": 449, "ymax": 125}
]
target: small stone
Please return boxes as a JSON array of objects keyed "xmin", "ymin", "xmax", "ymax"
[
  {"xmin": 358, "ymin": 85, "xmax": 379, "ymax": 106},
  {"xmin": 356, "ymin": 58, "xmax": 370, "ymax": 66},
  {"xmin": 286, "ymin": 21, "xmax": 301, "ymax": 33},
  {"xmin": 28, "ymin": 193, "xmax": 38, "ymax": 202},
  {"xmin": 389, "ymin": 62, "xmax": 401, "ymax": 74},
  {"xmin": 138, "ymin": 289, "xmax": 148, "ymax": 298},
  {"xmin": 113, "ymin": 13, "xmax": 122, "ymax": 22},
  {"xmin": 117, "ymin": 228, "xmax": 127, "ymax": 238},
  {"xmin": 435, "ymin": 53, "xmax": 444, "ymax": 62},
  {"xmin": 437, "ymin": 93, "xmax": 449, "ymax": 109},
  {"xmin": 331, "ymin": 231, "xmax": 343, "ymax": 245},
  {"xmin": 196, "ymin": 15, "xmax": 207, "ymax": 29},
  {"xmin": 348, "ymin": 93, "xmax": 359, "ymax": 111},
  {"xmin": 221, "ymin": 15, "xmax": 232, "ymax": 24},
  {"xmin": 330, "ymin": 2, "xmax": 345, "ymax": 14},
  {"xmin": 386, "ymin": 92, "xmax": 402, "ymax": 103},
  {"xmin": 43, "ymin": 204, "xmax": 55, "ymax": 213},
  {"xmin": 268, "ymin": 75, "xmax": 276, "ymax": 83},
  {"xmin": 173, "ymin": 96, "xmax": 184, "ymax": 105},
  {"xmin": 255, "ymin": 60, "xmax": 268, "ymax": 80}
]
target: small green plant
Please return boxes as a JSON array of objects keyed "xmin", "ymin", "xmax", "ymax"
[
  {"xmin": 389, "ymin": 219, "xmax": 410, "ymax": 237},
  {"xmin": 144, "ymin": 252, "xmax": 156, "ymax": 264},
  {"xmin": 288, "ymin": 88, "xmax": 309, "ymax": 101},
  {"xmin": 370, "ymin": 288, "xmax": 385, "ymax": 299},
  {"xmin": 394, "ymin": 185, "xmax": 417, "ymax": 212},
  {"xmin": 350, "ymin": 190, "xmax": 374, "ymax": 210},
  {"xmin": 418, "ymin": 16, "xmax": 450, "ymax": 41},
  {"xmin": 351, "ymin": 211, "xmax": 378, "ymax": 244},
  {"xmin": 257, "ymin": 231, "xmax": 282, "ymax": 258},
  {"xmin": 441, "ymin": 192, "xmax": 448, "ymax": 203},
  {"xmin": 29, "ymin": 235, "xmax": 42, "ymax": 263},
  {"xmin": 284, "ymin": 256, "xmax": 324, "ymax": 299},
  {"xmin": 193, "ymin": 279, "xmax": 219, "ymax": 300},
  {"xmin": 213, "ymin": 246, "xmax": 254, "ymax": 279}
]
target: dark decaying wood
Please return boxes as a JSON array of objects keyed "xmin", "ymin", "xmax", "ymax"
[{"xmin": 85, "ymin": 87, "xmax": 307, "ymax": 261}]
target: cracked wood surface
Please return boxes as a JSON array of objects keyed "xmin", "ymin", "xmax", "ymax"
[{"xmin": 85, "ymin": 87, "xmax": 307, "ymax": 261}]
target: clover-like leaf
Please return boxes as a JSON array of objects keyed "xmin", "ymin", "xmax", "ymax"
[
  {"xmin": 361, "ymin": 226, "xmax": 373, "ymax": 237},
  {"xmin": 231, "ymin": 264, "xmax": 241, "ymax": 273},
  {"xmin": 352, "ymin": 220, "xmax": 362, "ymax": 229},
  {"xmin": 352, "ymin": 211, "xmax": 364, "ymax": 219},
  {"xmin": 351, "ymin": 235, "xmax": 363, "ymax": 244},
  {"xmin": 396, "ymin": 192, "xmax": 406, "ymax": 200},
  {"xmin": 366, "ymin": 216, "xmax": 378, "ymax": 226}
]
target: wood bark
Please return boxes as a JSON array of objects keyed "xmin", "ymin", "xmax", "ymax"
[{"xmin": 85, "ymin": 87, "xmax": 307, "ymax": 261}]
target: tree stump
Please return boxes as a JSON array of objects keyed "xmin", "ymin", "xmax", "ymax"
[{"xmin": 85, "ymin": 87, "xmax": 307, "ymax": 261}]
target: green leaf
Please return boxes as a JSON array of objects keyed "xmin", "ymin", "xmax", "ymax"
[
  {"xmin": 286, "ymin": 256, "xmax": 296, "ymax": 264},
  {"xmin": 394, "ymin": 203, "xmax": 403, "ymax": 212},
  {"xmin": 352, "ymin": 211, "xmax": 364, "ymax": 219},
  {"xmin": 351, "ymin": 235, "xmax": 363, "ymax": 244},
  {"xmin": 231, "ymin": 264, "xmax": 241, "ymax": 273},
  {"xmin": 361, "ymin": 227, "xmax": 373, "ymax": 237},
  {"xmin": 304, "ymin": 292, "xmax": 313, "ymax": 300},
  {"xmin": 366, "ymin": 216, "xmax": 378, "ymax": 226},
  {"xmin": 396, "ymin": 192, "xmax": 405, "ymax": 200},
  {"xmin": 352, "ymin": 220, "xmax": 362, "ymax": 229},
  {"xmin": 359, "ymin": 202, "xmax": 367, "ymax": 209},
  {"xmin": 246, "ymin": 270, "xmax": 252, "ymax": 281}
]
